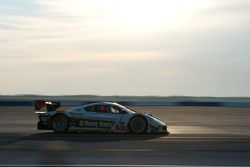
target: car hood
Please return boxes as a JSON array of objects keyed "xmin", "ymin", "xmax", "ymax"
[{"xmin": 143, "ymin": 113, "xmax": 166, "ymax": 126}]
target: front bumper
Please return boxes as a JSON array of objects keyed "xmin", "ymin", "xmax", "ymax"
[
  {"xmin": 159, "ymin": 125, "xmax": 170, "ymax": 134},
  {"xmin": 149, "ymin": 124, "xmax": 169, "ymax": 134}
]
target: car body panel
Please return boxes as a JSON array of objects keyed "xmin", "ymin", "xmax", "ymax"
[{"xmin": 37, "ymin": 102, "xmax": 168, "ymax": 134}]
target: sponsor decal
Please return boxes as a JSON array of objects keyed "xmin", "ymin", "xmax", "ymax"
[
  {"xmin": 84, "ymin": 120, "xmax": 98, "ymax": 128},
  {"xmin": 115, "ymin": 125, "xmax": 125, "ymax": 131},
  {"xmin": 74, "ymin": 119, "xmax": 113, "ymax": 128},
  {"xmin": 99, "ymin": 121, "xmax": 113, "ymax": 128},
  {"xmin": 79, "ymin": 120, "xmax": 85, "ymax": 127},
  {"xmin": 115, "ymin": 121, "xmax": 125, "ymax": 131}
]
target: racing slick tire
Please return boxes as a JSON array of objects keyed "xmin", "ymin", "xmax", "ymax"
[
  {"xmin": 51, "ymin": 114, "xmax": 69, "ymax": 133},
  {"xmin": 128, "ymin": 115, "xmax": 148, "ymax": 134}
]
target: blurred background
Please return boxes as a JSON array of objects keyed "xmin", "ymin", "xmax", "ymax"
[{"xmin": 1, "ymin": 0, "xmax": 250, "ymax": 96}]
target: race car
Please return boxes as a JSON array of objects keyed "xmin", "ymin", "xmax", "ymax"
[{"xmin": 34, "ymin": 100, "xmax": 169, "ymax": 134}]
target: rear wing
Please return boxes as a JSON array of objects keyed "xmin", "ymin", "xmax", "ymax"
[{"xmin": 34, "ymin": 100, "xmax": 61, "ymax": 114}]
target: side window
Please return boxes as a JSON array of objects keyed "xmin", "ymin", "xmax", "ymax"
[
  {"xmin": 110, "ymin": 106, "xmax": 119, "ymax": 114},
  {"xmin": 104, "ymin": 105, "xmax": 112, "ymax": 113},
  {"xmin": 98, "ymin": 105, "xmax": 106, "ymax": 112},
  {"xmin": 85, "ymin": 105, "xmax": 116, "ymax": 113},
  {"xmin": 93, "ymin": 105, "xmax": 100, "ymax": 112},
  {"xmin": 111, "ymin": 106, "xmax": 127, "ymax": 114},
  {"xmin": 92, "ymin": 105, "xmax": 111, "ymax": 113},
  {"xmin": 84, "ymin": 106, "xmax": 93, "ymax": 112}
]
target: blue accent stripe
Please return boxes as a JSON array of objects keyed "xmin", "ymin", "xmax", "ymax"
[{"xmin": 0, "ymin": 101, "xmax": 250, "ymax": 107}]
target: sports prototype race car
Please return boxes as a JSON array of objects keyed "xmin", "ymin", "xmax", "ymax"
[{"xmin": 34, "ymin": 100, "xmax": 169, "ymax": 134}]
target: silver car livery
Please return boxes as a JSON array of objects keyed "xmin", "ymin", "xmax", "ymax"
[{"xmin": 35, "ymin": 100, "xmax": 169, "ymax": 134}]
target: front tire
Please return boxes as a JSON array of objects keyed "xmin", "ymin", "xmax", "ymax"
[
  {"xmin": 128, "ymin": 115, "xmax": 148, "ymax": 134},
  {"xmin": 51, "ymin": 114, "xmax": 69, "ymax": 133}
]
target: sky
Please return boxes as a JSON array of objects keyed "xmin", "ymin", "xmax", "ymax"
[{"xmin": 0, "ymin": 0, "xmax": 250, "ymax": 96}]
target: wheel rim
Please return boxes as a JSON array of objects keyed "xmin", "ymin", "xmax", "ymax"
[
  {"xmin": 130, "ymin": 117, "xmax": 146, "ymax": 133},
  {"xmin": 53, "ymin": 117, "xmax": 67, "ymax": 132}
]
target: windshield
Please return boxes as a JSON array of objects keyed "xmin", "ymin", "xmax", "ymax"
[
  {"xmin": 123, "ymin": 106, "xmax": 137, "ymax": 113},
  {"xmin": 114, "ymin": 104, "xmax": 136, "ymax": 114}
]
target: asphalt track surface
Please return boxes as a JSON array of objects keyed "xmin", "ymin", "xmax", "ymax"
[{"xmin": 0, "ymin": 106, "xmax": 250, "ymax": 166}]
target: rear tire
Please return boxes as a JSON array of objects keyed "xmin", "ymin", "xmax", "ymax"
[
  {"xmin": 128, "ymin": 115, "xmax": 148, "ymax": 134},
  {"xmin": 51, "ymin": 114, "xmax": 69, "ymax": 133}
]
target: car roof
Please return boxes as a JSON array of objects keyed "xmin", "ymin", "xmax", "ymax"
[{"xmin": 82, "ymin": 102, "xmax": 121, "ymax": 107}]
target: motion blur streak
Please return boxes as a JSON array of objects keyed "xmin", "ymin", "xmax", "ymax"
[{"xmin": 0, "ymin": 106, "xmax": 250, "ymax": 166}]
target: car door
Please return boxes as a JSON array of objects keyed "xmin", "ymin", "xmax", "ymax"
[
  {"xmin": 92, "ymin": 105, "xmax": 122, "ymax": 131},
  {"xmin": 75, "ymin": 104, "xmax": 121, "ymax": 132}
]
